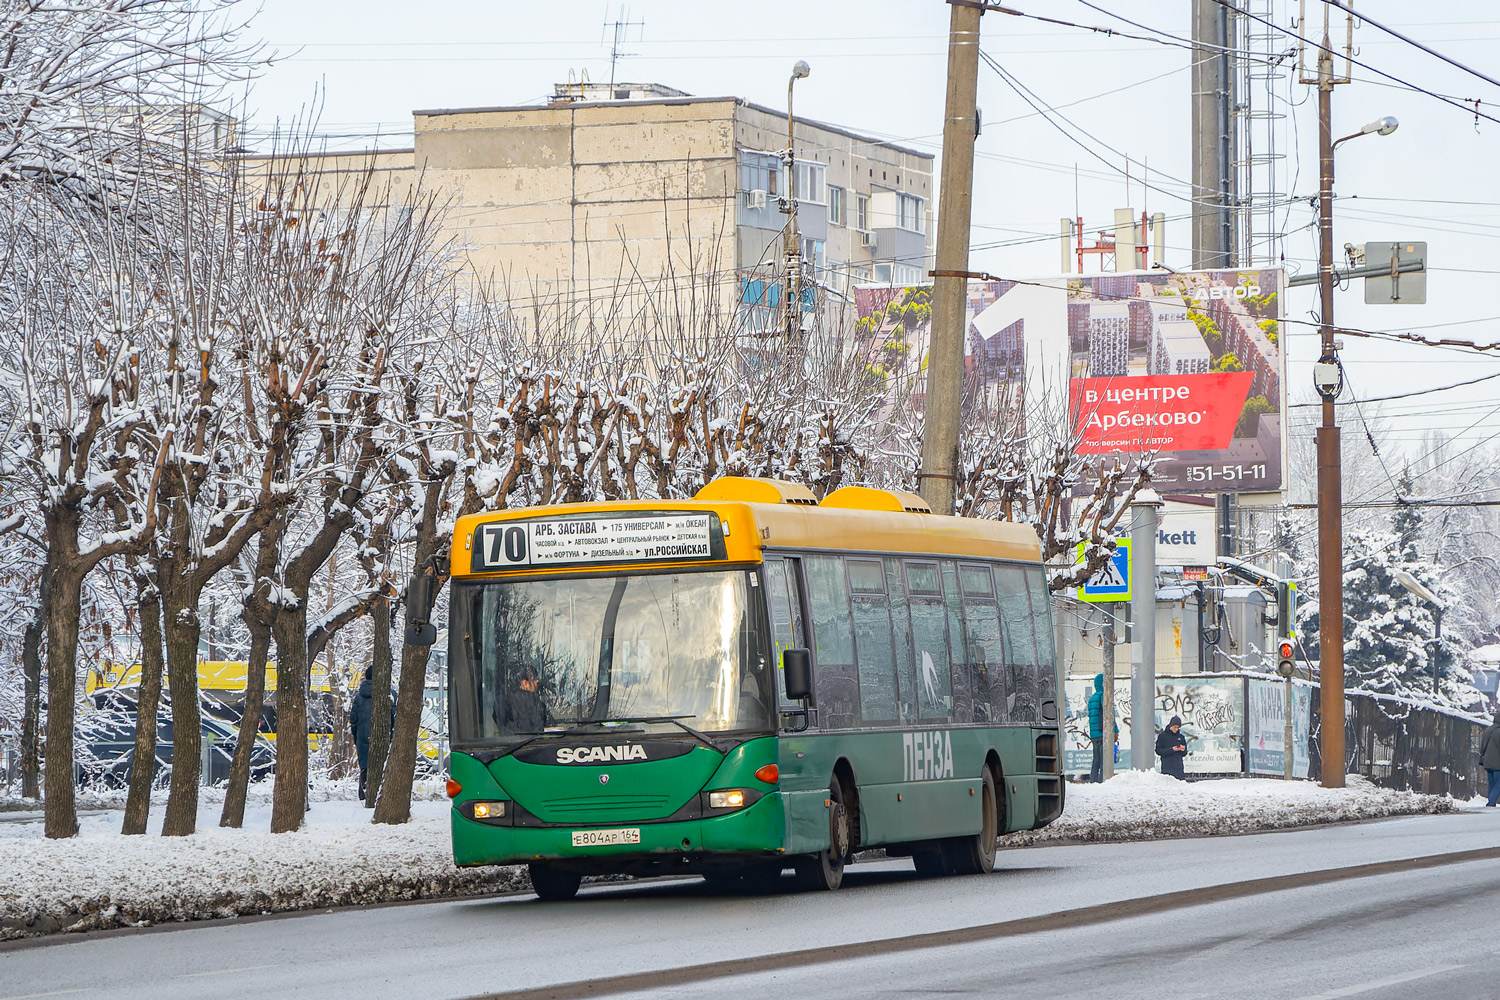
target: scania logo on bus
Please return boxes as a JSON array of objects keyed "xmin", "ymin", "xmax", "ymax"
[{"xmin": 555, "ymin": 745, "xmax": 650, "ymax": 765}]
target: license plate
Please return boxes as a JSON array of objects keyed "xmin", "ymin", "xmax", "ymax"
[{"xmin": 571, "ymin": 827, "xmax": 641, "ymax": 847}]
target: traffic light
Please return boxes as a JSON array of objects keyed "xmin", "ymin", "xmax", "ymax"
[{"xmin": 1276, "ymin": 639, "xmax": 1295, "ymax": 678}]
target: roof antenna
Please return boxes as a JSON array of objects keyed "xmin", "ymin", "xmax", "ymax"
[{"xmin": 602, "ymin": 5, "xmax": 645, "ymax": 89}]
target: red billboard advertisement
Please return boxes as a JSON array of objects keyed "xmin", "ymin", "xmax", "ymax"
[{"xmin": 851, "ymin": 268, "xmax": 1285, "ymax": 494}]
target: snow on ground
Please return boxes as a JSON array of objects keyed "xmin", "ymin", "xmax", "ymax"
[
  {"xmin": 0, "ymin": 773, "xmax": 1457, "ymax": 941},
  {"xmin": 0, "ymin": 784, "xmax": 527, "ymax": 941},
  {"xmin": 997, "ymin": 771, "xmax": 1454, "ymax": 847}
]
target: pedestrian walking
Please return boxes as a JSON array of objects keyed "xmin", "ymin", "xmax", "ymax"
[
  {"xmin": 1155, "ymin": 714, "xmax": 1188, "ymax": 780},
  {"xmin": 350, "ymin": 666, "xmax": 396, "ymax": 802},
  {"xmin": 1481, "ymin": 710, "xmax": 1500, "ymax": 808},
  {"xmin": 1087, "ymin": 673, "xmax": 1113, "ymax": 783}
]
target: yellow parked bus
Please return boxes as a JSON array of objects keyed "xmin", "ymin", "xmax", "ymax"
[{"xmin": 432, "ymin": 476, "xmax": 1063, "ymax": 898}]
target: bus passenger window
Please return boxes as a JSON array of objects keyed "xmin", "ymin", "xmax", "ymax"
[
  {"xmin": 849, "ymin": 559, "xmax": 898, "ymax": 723},
  {"xmin": 905, "ymin": 560, "xmax": 952, "ymax": 721},
  {"xmin": 805, "ymin": 554, "xmax": 857, "ymax": 729},
  {"xmin": 942, "ymin": 563, "xmax": 973, "ymax": 723},
  {"xmin": 959, "ymin": 565, "xmax": 1006, "ymax": 724},
  {"xmin": 996, "ymin": 564, "xmax": 1042, "ymax": 722},
  {"xmin": 885, "ymin": 558, "xmax": 916, "ymax": 723}
]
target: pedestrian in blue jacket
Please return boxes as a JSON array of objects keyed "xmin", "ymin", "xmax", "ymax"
[{"xmin": 1087, "ymin": 673, "xmax": 1110, "ymax": 783}]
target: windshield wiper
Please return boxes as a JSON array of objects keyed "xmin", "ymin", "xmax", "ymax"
[{"xmin": 599, "ymin": 715, "xmax": 719, "ymax": 751}]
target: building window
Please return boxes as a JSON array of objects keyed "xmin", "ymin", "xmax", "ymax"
[
  {"xmin": 740, "ymin": 156, "xmax": 780, "ymax": 199},
  {"xmin": 828, "ymin": 185, "xmax": 845, "ymax": 226},
  {"xmin": 856, "ymin": 193, "xmax": 869, "ymax": 231},
  {"xmin": 795, "ymin": 161, "xmax": 825, "ymax": 205},
  {"xmin": 898, "ymin": 193, "xmax": 925, "ymax": 234}
]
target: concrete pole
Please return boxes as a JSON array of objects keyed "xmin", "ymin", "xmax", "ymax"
[
  {"xmin": 1284, "ymin": 677, "xmax": 1295, "ymax": 781},
  {"xmin": 1315, "ymin": 45, "xmax": 1346, "ymax": 789},
  {"xmin": 1101, "ymin": 612, "xmax": 1116, "ymax": 780},
  {"xmin": 918, "ymin": 0, "xmax": 981, "ymax": 516},
  {"xmin": 1190, "ymin": 0, "xmax": 1230, "ymax": 270},
  {"xmin": 1130, "ymin": 489, "xmax": 1162, "ymax": 769}
]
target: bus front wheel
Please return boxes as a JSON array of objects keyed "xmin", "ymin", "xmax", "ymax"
[
  {"xmin": 529, "ymin": 863, "xmax": 582, "ymax": 901},
  {"xmin": 795, "ymin": 780, "xmax": 850, "ymax": 891}
]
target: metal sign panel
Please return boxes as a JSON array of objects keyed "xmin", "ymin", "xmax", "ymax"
[
  {"xmin": 1077, "ymin": 538, "xmax": 1131, "ymax": 603},
  {"xmin": 1363, "ymin": 241, "xmax": 1427, "ymax": 304},
  {"xmin": 472, "ymin": 513, "xmax": 721, "ymax": 571}
]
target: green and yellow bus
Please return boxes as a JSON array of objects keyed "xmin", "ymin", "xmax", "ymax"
[{"xmin": 439, "ymin": 477, "xmax": 1063, "ymax": 899}]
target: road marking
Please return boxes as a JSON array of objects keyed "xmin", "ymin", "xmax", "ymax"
[
  {"xmin": 175, "ymin": 964, "xmax": 279, "ymax": 979},
  {"xmin": 465, "ymin": 846, "xmax": 1500, "ymax": 1000},
  {"xmin": 1292, "ymin": 963, "xmax": 1465, "ymax": 999},
  {"xmin": 0, "ymin": 990, "xmax": 91, "ymax": 1000}
]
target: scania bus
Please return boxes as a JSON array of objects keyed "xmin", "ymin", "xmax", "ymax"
[{"xmin": 436, "ymin": 477, "xmax": 1063, "ymax": 899}]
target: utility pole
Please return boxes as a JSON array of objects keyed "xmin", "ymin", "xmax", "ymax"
[
  {"xmin": 1130, "ymin": 489, "xmax": 1162, "ymax": 770},
  {"xmin": 781, "ymin": 61, "xmax": 810, "ymax": 347},
  {"xmin": 1101, "ymin": 613, "xmax": 1116, "ymax": 780},
  {"xmin": 918, "ymin": 0, "xmax": 982, "ymax": 516},
  {"xmin": 1192, "ymin": 0, "xmax": 1238, "ymax": 561}
]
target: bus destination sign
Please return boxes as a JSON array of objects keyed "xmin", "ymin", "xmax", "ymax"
[{"xmin": 473, "ymin": 513, "xmax": 718, "ymax": 571}]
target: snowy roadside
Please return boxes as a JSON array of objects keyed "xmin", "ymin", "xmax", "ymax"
[
  {"xmin": 998, "ymin": 771, "xmax": 1457, "ymax": 847},
  {"xmin": 0, "ymin": 784, "xmax": 528, "ymax": 942},
  {"xmin": 0, "ymin": 773, "xmax": 1463, "ymax": 941}
]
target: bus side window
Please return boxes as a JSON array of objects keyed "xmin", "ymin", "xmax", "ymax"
[
  {"xmin": 959, "ymin": 563, "xmax": 1006, "ymax": 725},
  {"xmin": 941, "ymin": 563, "xmax": 973, "ymax": 724},
  {"xmin": 1025, "ymin": 565, "xmax": 1057, "ymax": 704},
  {"xmin": 805, "ymin": 554, "xmax": 858, "ymax": 729},
  {"xmin": 996, "ymin": 564, "xmax": 1041, "ymax": 723},
  {"xmin": 848, "ymin": 558, "xmax": 898, "ymax": 724},
  {"xmin": 905, "ymin": 560, "xmax": 952, "ymax": 722},
  {"xmin": 764, "ymin": 558, "xmax": 805, "ymax": 711},
  {"xmin": 885, "ymin": 558, "xmax": 916, "ymax": 723}
]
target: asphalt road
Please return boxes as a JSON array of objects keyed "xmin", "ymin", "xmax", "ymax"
[{"xmin": 2, "ymin": 811, "xmax": 1497, "ymax": 1000}]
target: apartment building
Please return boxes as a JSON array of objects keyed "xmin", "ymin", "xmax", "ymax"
[{"xmin": 253, "ymin": 83, "xmax": 934, "ymax": 332}]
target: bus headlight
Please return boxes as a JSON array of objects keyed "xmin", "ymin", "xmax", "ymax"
[
  {"xmin": 466, "ymin": 800, "xmax": 507, "ymax": 820},
  {"xmin": 707, "ymin": 790, "xmax": 747, "ymax": 809}
]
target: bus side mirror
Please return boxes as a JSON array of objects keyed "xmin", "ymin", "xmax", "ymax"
[
  {"xmin": 782, "ymin": 648, "xmax": 812, "ymax": 702},
  {"xmin": 1040, "ymin": 698, "xmax": 1058, "ymax": 722},
  {"xmin": 405, "ymin": 573, "xmax": 437, "ymax": 646}
]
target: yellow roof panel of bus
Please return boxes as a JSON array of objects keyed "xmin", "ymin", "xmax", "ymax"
[{"xmin": 450, "ymin": 498, "xmax": 1041, "ymax": 576}]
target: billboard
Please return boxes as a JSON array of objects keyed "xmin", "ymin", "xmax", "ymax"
[{"xmin": 853, "ymin": 268, "xmax": 1285, "ymax": 494}]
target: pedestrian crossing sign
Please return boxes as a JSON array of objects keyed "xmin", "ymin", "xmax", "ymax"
[{"xmin": 1076, "ymin": 539, "xmax": 1131, "ymax": 603}]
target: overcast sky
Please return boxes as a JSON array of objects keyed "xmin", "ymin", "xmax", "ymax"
[{"xmin": 230, "ymin": 1, "xmax": 1500, "ymax": 478}]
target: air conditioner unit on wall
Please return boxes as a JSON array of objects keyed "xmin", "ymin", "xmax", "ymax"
[
  {"xmin": 746, "ymin": 188, "xmax": 767, "ymax": 210},
  {"xmin": 860, "ymin": 230, "xmax": 877, "ymax": 249}
]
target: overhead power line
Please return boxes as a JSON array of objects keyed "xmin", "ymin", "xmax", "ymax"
[
  {"xmin": 1205, "ymin": 0, "xmax": 1500, "ymax": 129},
  {"xmin": 1287, "ymin": 370, "xmax": 1500, "ymax": 409},
  {"xmin": 1320, "ymin": 0, "xmax": 1500, "ymax": 94}
]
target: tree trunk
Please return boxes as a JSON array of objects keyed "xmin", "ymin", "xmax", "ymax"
[
  {"xmin": 365, "ymin": 595, "xmax": 393, "ymax": 809},
  {"xmin": 220, "ymin": 620, "xmax": 271, "ymax": 829},
  {"xmin": 19, "ymin": 563, "xmax": 49, "ymax": 800},
  {"xmin": 159, "ymin": 567, "xmax": 204, "ymax": 837},
  {"xmin": 270, "ymin": 600, "xmax": 310, "ymax": 833},
  {"xmin": 372, "ymin": 637, "xmax": 431, "ymax": 825},
  {"xmin": 122, "ymin": 584, "xmax": 165, "ymax": 835},
  {"xmin": 42, "ymin": 520, "xmax": 82, "ymax": 839}
]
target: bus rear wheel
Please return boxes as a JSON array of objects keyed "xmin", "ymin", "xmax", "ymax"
[
  {"xmin": 795, "ymin": 780, "xmax": 850, "ymax": 891},
  {"xmin": 944, "ymin": 768, "xmax": 999, "ymax": 876},
  {"xmin": 529, "ymin": 863, "xmax": 582, "ymax": 901}
]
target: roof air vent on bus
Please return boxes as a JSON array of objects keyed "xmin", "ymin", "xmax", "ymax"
[
  {"xmin": 820, "ymin": 486, "xmax": 932, "ymax": 514},
  {"xmin": 693, "ymin": 477, "xmax": 819, "ymax": 505}
]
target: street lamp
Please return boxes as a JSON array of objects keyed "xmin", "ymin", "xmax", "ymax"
[
  {"xmin": 782, "ymin": 60, "xmax": 811, "ymax": 345},
  {"xmin": 1313, "ymin": 38, "xmax": 1399, "ymax": 788},
  {"xmin": 1394, "ymin": 568, "xmax": 1443, "ymax": 694}
]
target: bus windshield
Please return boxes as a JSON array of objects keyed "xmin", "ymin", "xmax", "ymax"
[{"xmin": 450, "ymin": 569, "xmax": 771, "ymax": 743}]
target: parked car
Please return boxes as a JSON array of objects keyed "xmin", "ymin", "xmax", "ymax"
[{"xmin": 77, "ymin": 710, "xmax": 275, "ymax": 789}]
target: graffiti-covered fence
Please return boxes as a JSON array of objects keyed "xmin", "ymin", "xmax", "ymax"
[{"xmin": 1064, "ymin": 672, "xmax": 1487, "ymax": 797}]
